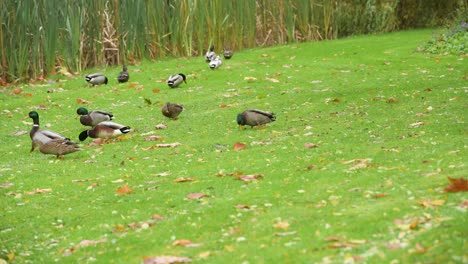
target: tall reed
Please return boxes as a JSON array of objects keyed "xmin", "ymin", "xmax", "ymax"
[{"xmin": 0, "ymin": 0, "xmax": 464, "ymax": 84}]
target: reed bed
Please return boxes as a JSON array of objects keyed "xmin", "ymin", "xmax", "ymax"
[{"xmin": 0, "ymin": 0, "xmax": 464, "ymax": 83}]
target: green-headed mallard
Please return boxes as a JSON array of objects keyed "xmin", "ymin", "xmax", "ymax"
[
  {"xmin": 205, "ymin": 44, "xmax": 216, "ymax": 62},
  {"xmin": 76, "ymin": 107, "xmax": 114, "ymax": 127},
  {"xmin": 167, "ymin": 73, "xmax": 187, "ymax": 88},
  {"xmin": 79, "ymin": 121, "xmax": 132, "ymax": 141},
  {"xmin": 209, "ymin": 55, "xmax": 223, "ymax": 70},
  {"xmin": 85, "ymin": 73, "xmax": 108, "ymax": 86},
  {"xmin": 117, "ymin": 65, "xmax": 130, "ymax": 83},
  {"xmin": 29, "ymin": 111, "xmax": 69, "ymax": 152},
  {"xmin": 39, "ymin": 138, "xmax": 82, "ymax": 159},
  {"xmin": 223, "ymin": 49, "xmax": 233, "ymax": 59},
  {"xmin": 162, "ymin": 102, "xmax": 184, "ymax": 120},
  {"xmin": 236, "ymin": 109, "xmax": 276, "ymax": 128}
]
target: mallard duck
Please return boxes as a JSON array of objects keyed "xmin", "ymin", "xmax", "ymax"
[
  {"xmin": 162, "ymin": 102, "xmax": 184, "ymax": 119},
  {"xmin": 39, "ymin": 138, "xmax": 82, "ymax": 159},
  {"xmin": 205, "ymin": 44, "xmax": 216, "ymax": 62},
  {"xmin": 167, "ymin": 73, "xmax": 187, "ymax": 88},
  {"xmin": 76, "ymin": 107, "xmax": 114, "ymax": 127},
  {"xmin": 29, "ymin": 111, "xmax": 69, "ymax": 152},
  {"xmin": 223, "ymin": 49, "xmax": 233, "ymax": 59},
  {"xmin": 117, "ymin": 65, "xmax": 130, "ymax": 83},
  {"xmin": 209, "ymin": 55, "xmax": 223, "ymax": 70},
  {"xmin": 236, "ymin": 109, "xmax": 276, "ymax": 128},
  {"xmin": 85, "ymin": 73, "xmax": 108, "ymax": 86},
  {"xmin": 79, "ymin": 121, "xmax": 132, "ymax": 141}
]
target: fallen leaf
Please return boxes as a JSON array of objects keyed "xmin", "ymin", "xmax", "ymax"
[
  {"xmin": 155, "ymin": 123, "xmax": 167, "ymax": 129},
  {"xmin": 418, "ymin": 199, "xmax": 445, "ymax": 208},
  {"xmin": 143, "ymin": 256, "xmax": 192, "ymax": 264},
  {"xmin": 410, "ymin": 243, "xmax": 428, "ymax": 254},
  {"xmin": 273, "ymin": 221, "xmax": 290, "ymax": 230},
  {"xmin": 304, "ymin": 142, "xmax": 318, "ymax": 149},
  {"xmin": 24, "ymin": 93, "xmax": 32, "ymax": 98},
  {"xmin": 152, "ymin": 88, "xmax": 160, "ymax": 93},
  {"xmin": 25, "ymin": 188, "xmax": 52, "ymax": 195},
  {"xmin": 78, "ymin": 238, "xmax": 107, "ymax": 247},
  {"xmin": 372, "ymin": 193, "xmax": 388, "ymax": 199},
  {"xmin": 409, "ymin": 121, "xmax": 424, "ymax": 127},
  {"xmin": 276, "ymin": 231, "xmax": 297, "ymax": 237},
  {"xmin": 76, "ymin": 98, "xmax": 89, "ymax": 104},
  {"xmin": 117, "ymin": 185, "xmax": 133, "ymax": 195},
  {"xmin": 155, "ymin": 142, "xmax": 181, "ymax": 148},
  {"xmin": 12, "ymin": 130, "xmax": 28, "ymax": 136},
  {"xmin": 444, "ymin": 177, "xmax": 468, "ymax": 192},
  {"xmin": 265, "ymin": 77, "xmax": 280, "ymax": 83},
  {"xmin": 0, "ymin": 182, "xmax": 13, "ymax": 188},
  {"xmin": 244, "ymin": 76, "xmax": 257, "ymax": 81},
  {"xmin": 145, "ymin": 135, "xmax": 164, "ymax": 141},
  {"xmin": 234, "ymin": 204, "xmax": 250, "ymax": 210},
  {"xmin": 328, "ymin": 242, "xmax": 355, "ymax": 249},
  {"xmin": 233, "ymin": 142, "xmax": 247, "ymax": 151},
  {"xmin": 173, "ymin": 177, "xmax": 195, "ymax": 183},
  {"xmin": 9, "ymin": 88, "xmax": 22, "ymax": 95},
  {"xmin": 237, "ymin": 174, "xmax": 264, "ymax": 182},
  {"xmin": 186, "ymin": 193, "xmax": 208, "ymax": 199},
  {"xmin": 172, "ymin": 239, "xmax": 202, "ymax": 247}
]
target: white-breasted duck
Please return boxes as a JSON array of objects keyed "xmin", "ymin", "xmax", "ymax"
[
  {"xmin": 209, "ymin": 55, "xmax": 223, "ymax": 70},
  {"xmin": 167, "ymin": 73, "xmax": 187, "ymax": 88},
  {"xmin": 85, "ymin": 73, "xmax": 108, "ymax": 86},
  {"xmin": 79, "ymin": 121, "xmax": 132, "ymax": 141},
  {"xmin": 205, "ymin": 44, "xmax": 216, "ymax": 62}
]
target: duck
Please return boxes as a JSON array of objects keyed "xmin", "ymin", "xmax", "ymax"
[
  {"xmin": 79, "ymin": 121, "xmax": 132, "ymax": 141},
  {"xmin": 236, "ymin": 109, "xmax": 276, "ymax": 128},
  {"xmin": 39, "ymin": 138, "xmax": 82, "ymax": 159},
  {"xmin": 85, "ymin": 73, "xmax": 108, "ymax": 86},
  {"xmin": 209, "ymin": 55, "xmax": 223, "ymax": 70},
  {"xmin": 167, "ymin": 73, "xmax": 187, "ymax": 88},
  {"xmin": 117, "ymin": 65, "xmax": 130, "ymax": 83},
  {"xmin": 223, "ymin": 49, "xmax": 233, "ymax": 59},
  {"xmin": 28, "ymin": 111, "xmax": 69, "ymax": 152},
  {"xmin": 205, "ymin": 44, "xmax": 216, "ymax": 62},
  {"xmin": 162, "ymin": 102, "xmax": 184, "ymax": 119},
  {"xmin": 76, "ymin": 107, "xmax": 114, "ymax": 127}
]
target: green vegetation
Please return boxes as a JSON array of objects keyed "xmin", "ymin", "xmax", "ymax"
[
  {"xmin": 1, "ymin": 0, "xmax": 465, "ymax": 83},
  {"xmin": 423, "ymin": 22, "xmax": 468, "ymax": 55},
  {"xmin": 0, "ymin": 29, "xmax": 466, "ymax": 263}
]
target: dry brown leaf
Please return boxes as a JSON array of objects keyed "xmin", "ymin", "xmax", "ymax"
[
  {"xmin": 304, "ymin": 142, "xmax": 319, "ymax": 149},
  {"xmin": 173, "ymin": 177, "xmax": 195, "ymax": 183},
  {"xmin": 273, "ymin": 221, "xmax": 290, "ymax": 230},
  {"xmin": 12, "ymin": 130, "xmax": 28, "ymax": 136},
  {"xmin": 172, "ymin": 239, "xmax": 202, "ymax": 247},
  {"xmin": 237, "ymin": 174, "xmax": 264, "ymax": 182},
  {"xmin": 233, "ymin": 142, "xmax": 246, "ymax": 151},
  {"xmin": 78, "ymin": 238, "xmax": 107, "ymax": 247},
  {"xmin": 116, "ymin": 185, "xmax": 133, "ymax": 195},
  {"xmin": 234, "ymin": 204, "xmax": 250, "ymax": 210},
  {"xmin": 215, "ymin": 171, "xmax": 244, "ymax": 177},
  {"xmin": 328, "ymin": 242, "xmax": 355, "ymax": 249},
  {"xmin": 24, "ymin": 93, "xmax": 32, "ymax": 98},
  {"xmin": 145, "ymin": 135, "xmax": 164, "ymax": 141},
  {"xmin": 155, "ymin": 142, "xmax": 181, "ymax": 148},
  {"xmin": 25, "ymin": 188, "xmax": 52, "ymax": 195},
  {"xmin": 444, "ymin": 177, "xmax": 468, "ymax": 192},
  {"xmin": 186, "ymin": 193, "xmax": 208, "ymax": 199},
  {"xmin": 76, "ymin": 98, "xmax": 89, "ymax": 104},
  {"xmin": 143, "ymin": 256, "xmax": 192, "ymax": 264},
  {"xmin": 244, "ymin": 76, "xmax": 257, "ymax": 81},
  {"xmin": 418, "ymin": 199, "xmax": 445, "ymax": 208},
  {"xmin": 152, "ymin": 88, "xmax": 160, "ymax": 93},
  {"xmin": 276, "ymin": 231, "xmax": 297, "ymax": 237},
  {"xmin": 372, "ymin": 193, "xmax": 389, "ymax": 199},
  {"xmin": 409, "ymin": 121, "xmax": 424, "ymax": 127},
  {"xmin": 9, "ymin": 88, "xmax": 22, "ymax": 95},
  {"xmin": 155, "ymin": 123, "xmax": 167, "ymax": 130},
  {"xmin": 265, "ymin": 77, "xmax": 280, "ymax": 83},
  {"xmin": 410, "ymin": 243, "xmax": 428, "ymax": 254}
]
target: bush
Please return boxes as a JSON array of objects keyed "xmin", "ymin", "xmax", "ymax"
[{"xmin": 422, "ymin": 21, "xmax": 468, "ymax": 55}]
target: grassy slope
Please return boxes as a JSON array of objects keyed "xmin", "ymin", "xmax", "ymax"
[{"xmin": 0, "ymin": 29, "xmax": 466, "ymax": 263}]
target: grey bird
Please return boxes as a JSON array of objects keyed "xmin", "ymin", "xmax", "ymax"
[
  {"xmin": 76, "ymin": 107, "xmax": 114, "ymax": 127},
  {"xmin": 28, "ymin": 111, "xmax": 69, "ymax": 152},
  {"xmin": 205, "ymin": 44, "xmax": 216, "ymax": 62},
  {"xmin": 85, "ymin": 73, "xmax": 108, "ymax": 86},
  {"xmin": 117, "ymin": 65, "xmax": 130, "ymax": 83},
  {"xmin": 209, "ymin": 55, "xmax": 223, "ymax": 70},
  {"xmin": 167, "ymin": 73, "xmax": 187, "ymax": 88},
  {"xmin": 79, "ymin": 121, "xmax": 132, "ymax": 141},
  {"xmin": 39, "ymin": 138, "xmax": 82, "ymax": 159},
  {"xmin": 236, "ymin": 109, "xmax": 276, "ymax": 129},
  {"xmin": 162, "ymin": 102, "xmax": 184, "ymax": 119}
]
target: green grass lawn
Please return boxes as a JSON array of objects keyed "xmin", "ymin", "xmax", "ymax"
[{"xmin": 0, "ymin": 29, "xmax": 466, "ymax": 264}]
